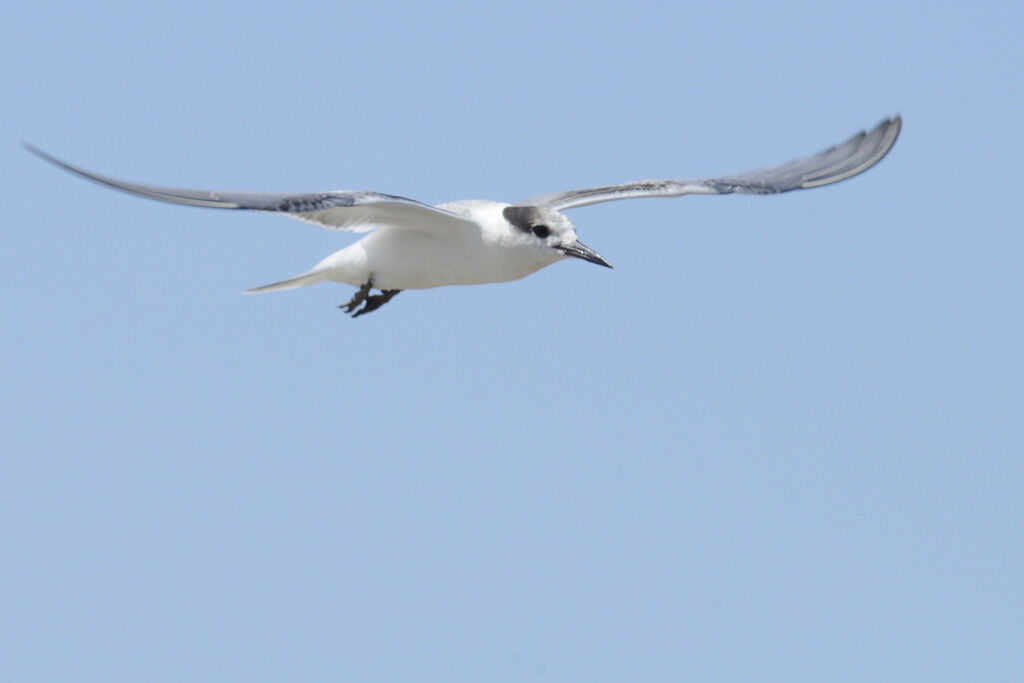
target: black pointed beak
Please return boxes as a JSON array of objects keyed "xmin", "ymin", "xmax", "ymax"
[{"xmin": 559, "ymin": 241, "xmax": 613, "ymax": 268}]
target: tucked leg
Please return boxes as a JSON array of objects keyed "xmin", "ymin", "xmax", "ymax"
[
  {"xmin": 339, "ymin": 280, "xmax": 373, "ymax": 313},
  {"xmin": 351, "ymin": 289, "xmax": 401, "ymax": 318}
]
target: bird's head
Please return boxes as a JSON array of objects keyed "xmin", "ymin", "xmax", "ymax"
[{"xmin": 501, "ymin": 205, "xmax": 612, "ymax": 269}]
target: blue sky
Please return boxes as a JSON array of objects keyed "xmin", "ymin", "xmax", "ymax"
[{"xmin": 3, "ymin": 1, "xmax": 1022, "ymax": 680}]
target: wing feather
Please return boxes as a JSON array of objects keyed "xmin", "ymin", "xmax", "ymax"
[
  {"xmin": 519, "ymin": 116, "xmax": 901, "ymax": 210},
  {"xmin": 22, "ymin": 142, "xmax": 474, "ymax": 235}
]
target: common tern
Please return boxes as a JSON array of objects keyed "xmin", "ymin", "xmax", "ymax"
[{"xmin": 24, "ymin": 116, "xmax": 901, "ymax": 317}]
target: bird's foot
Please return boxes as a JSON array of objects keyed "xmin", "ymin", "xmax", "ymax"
[
  {"xmin": 339, "ymin": 280, "xmax": 373, "ymax": 313},
  {"xmin": 339, "ymin": 278, "xmax": 401, "ymax": 317},
  {"xmin": 351, "ymin": 289, "xmax": 400, "ymax": 318}
]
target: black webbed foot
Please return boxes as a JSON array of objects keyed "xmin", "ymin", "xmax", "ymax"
[
  {"xmin": 339, "ymin": 278, "xmax": 401, "ymax": 318},
  {"xmin": 339, "ymin": 280, "xmax": 373, "ymax": 313},
  {"xmin": 351, "ymin": 289, "xmax": 400, "ymax": 318}
]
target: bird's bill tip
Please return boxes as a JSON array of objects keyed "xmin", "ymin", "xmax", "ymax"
[{"xmin": 560, "ymin": 241, "xmax": 613, "ymax": 268}]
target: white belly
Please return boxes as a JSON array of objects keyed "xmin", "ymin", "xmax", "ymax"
[{"xmin": 322, "ymin": 227, "xmax": 558, "ymax": 290}]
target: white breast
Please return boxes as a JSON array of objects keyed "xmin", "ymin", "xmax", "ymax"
[{"xmin": 317, "ymin": 200, "xmax": 561, "ymax": 290}]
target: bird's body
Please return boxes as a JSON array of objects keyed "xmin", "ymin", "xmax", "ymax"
[
  {"xmin": 297, "ymin": 201, "xmax": 563, "ymax": 292},
  {"xmin": 25, "ymin": 116, "xmax": 901, "ymax": 316}
]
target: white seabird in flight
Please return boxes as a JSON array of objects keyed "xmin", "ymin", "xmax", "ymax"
[{"xmin": 25, "ymin": 116, "xmax": 901, "ymax": 317}]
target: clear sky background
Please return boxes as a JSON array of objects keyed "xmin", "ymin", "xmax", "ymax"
[{"xmin": 2, "ymin": 2, "xmax": 1022, "ymax": 680}]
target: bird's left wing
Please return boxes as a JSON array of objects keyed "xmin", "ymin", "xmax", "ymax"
[
  {"xmin": 23, "ymin": 143, "xmax": 475, "ymax": 236},
  {"xmin": 519, "ymin": 116, "xmax": 901, "ymax": 211}
]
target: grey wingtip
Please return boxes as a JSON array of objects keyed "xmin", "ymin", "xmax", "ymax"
[
  {"xmin": 21, "ymin": 140, "xmax": 94, "ymax": 178},
  {"xmin": 879, "ymin": 113, "xmax": 902, "ymax": 146},
  {"xmin": 20, "ymin": 140, "xmax": 75, "ymax": 169},
  {"xmin": 875, "ymin": 113, "xmax": 903, "ymax": 156},
  {"xmin": 887, "ymin": 113, "xmax": 903, "ymax": 149},
  {"xmin": 798, "ymin": 114, "xmax": 903, "ymax": 189},
  {"xmin": 868, "ymin": 113, "xmax": 902, "ymax": 164},
  {"xmin": 882, "ymin": 113, "xmax": 902, "ymax": 140},
  {"xmin": 20, "ymin": 139, "xmax": 52, "ymax": 161}
]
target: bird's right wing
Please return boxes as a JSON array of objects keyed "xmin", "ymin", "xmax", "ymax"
[
  {"xmin": 520, "ymin": 116, "xmax": 901, "ymax": 210},
  {"xmin": 23, "ymin": 143, "xmax": 476, "ymax": 236}
]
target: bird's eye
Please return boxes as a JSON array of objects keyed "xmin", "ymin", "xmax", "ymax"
[{"xmin": 531, "ymin": 225, "xmax": 550, "ymax": 239}]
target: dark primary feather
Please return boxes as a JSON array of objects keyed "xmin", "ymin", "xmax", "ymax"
[
  {"xmin": 519, "ymin": 116, "xmax": 901, "ymax": 210},
  {"xmin": 21, "ymin": 142, "xmax": 473, "ymax": 233}
]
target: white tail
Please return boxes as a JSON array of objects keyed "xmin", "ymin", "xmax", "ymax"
[{"xmin": 244, "ymin": 268, "xmax": 329, "ymax": 294}]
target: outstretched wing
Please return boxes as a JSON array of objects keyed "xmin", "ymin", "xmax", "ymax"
[
  {"xmin": 23, "ymin": 143, "xmax": 476, "ymax": 235},
  {"xmin": 520, "ymin": 116, "xmax": 901, "ymax": 211}
]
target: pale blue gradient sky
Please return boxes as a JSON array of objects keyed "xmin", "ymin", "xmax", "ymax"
[{"xmin": 3, "ymin": 2, "xmax": 1022, "ymax": 680}]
